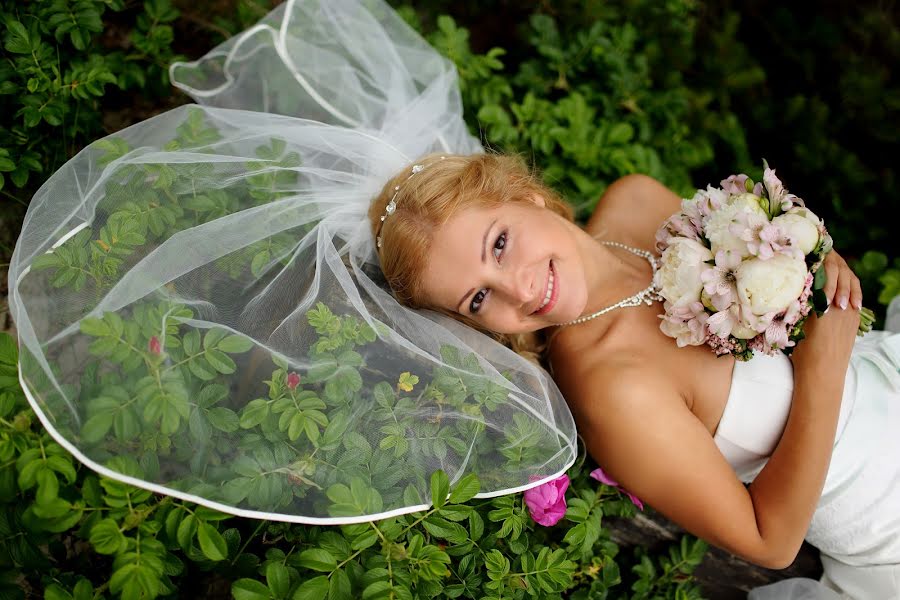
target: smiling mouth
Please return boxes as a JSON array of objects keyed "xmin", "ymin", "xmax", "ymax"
[{"xmin": 532, "ymin": 261, "xmax": 558, "ymax": 316}]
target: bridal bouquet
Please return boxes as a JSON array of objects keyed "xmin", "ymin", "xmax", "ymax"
[{"xmin": 653, "ymin": 163, "xmax": 875, "ymax": 361}]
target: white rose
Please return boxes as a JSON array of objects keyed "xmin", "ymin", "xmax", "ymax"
[
  {"xmin": 704, "ymin": 193, "xmax": 766, "ymax": 255},
  {"xmin": 735, "ymin": 254, "xmax": 808, "ymax": 315},
  {"xmin": 772, "ymin": 208, "xmax": 820, "ymax": 255},
  {"xmin": 654, "ymin": 238, "xmax": 713, "ymax": 306}
]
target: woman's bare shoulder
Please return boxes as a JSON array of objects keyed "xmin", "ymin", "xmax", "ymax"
[
  {"xmin": 549, "ymin": 343, "xmax": 678, "ymax": 417},
  {"xmin": 585, "ymin": 174, "xmax": 683, "ymax": 247}
]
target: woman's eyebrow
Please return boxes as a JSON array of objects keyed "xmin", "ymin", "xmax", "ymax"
[{"xmin": 456, "ymin": 218, "xmax": 497, "ymax": 312}]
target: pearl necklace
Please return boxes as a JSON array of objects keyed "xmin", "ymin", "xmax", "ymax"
[{"xmin": 561, "ymin": 241, "xmax": 664, "ymax": 326}]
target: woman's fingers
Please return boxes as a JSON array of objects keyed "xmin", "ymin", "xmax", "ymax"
[
  {"xmin": 834, "ymin": 266, "xmax": 851, "ymax": 309},
  {"xmin": 823, "ymin": 253, "xmax": 840, "ymax": 305},
  {"xmin": 850, "ymin": 274, "xmax": 863, "ymax": 310},
  {"xmin": 823, "ymin": 251, "xmax": 861, "ymax": 310}
]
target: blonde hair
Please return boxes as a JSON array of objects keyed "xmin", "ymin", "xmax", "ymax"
[{"xmin": 369, "ymin": 153, "xmax": 574, "ymax": 362}]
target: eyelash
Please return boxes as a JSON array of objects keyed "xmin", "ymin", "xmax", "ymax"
[{"xmin": 469, "ymin": 231, "xmax": 508, "ymax": 314}]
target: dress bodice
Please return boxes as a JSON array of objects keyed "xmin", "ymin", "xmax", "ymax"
[{"xmin": 712, "ymin": 350, "xmax": 858, "ymax": 483}]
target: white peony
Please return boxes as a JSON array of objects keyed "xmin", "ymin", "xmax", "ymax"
[
  {"xmin": 735, "ymin": 254, "xmax": 808, "ymax": 315},
  {"xmin": 654, "ymin": 238, "xmax": 713, "ymax": 306},
  {"xmin": 704, "ymin": 193, "xmax": 766, "ymax": 255},
  {"xmin": 730, "ymin": 320, "xmax": 760, "ymax": 339},
  {"xmin": 772, "ymin": 207, "xmax": 821, "ymax": 255}
]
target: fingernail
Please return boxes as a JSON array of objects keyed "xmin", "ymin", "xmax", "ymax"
[{"xmin": 839, "ymin": 296, "xmax": 848, "ymax": 310}]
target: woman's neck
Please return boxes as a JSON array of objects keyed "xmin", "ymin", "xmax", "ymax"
[{"xmin": 574, "ymin": 227, "xmax": 656, "ymax": 322}]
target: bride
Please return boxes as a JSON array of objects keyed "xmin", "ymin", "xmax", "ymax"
[
  {"xmin": 8, "ymin": 0, "xmax": 898, "ymax": 598},
  {"xmin": 370, "ymin": 152, "xmax": 900, "ymax": 599}
]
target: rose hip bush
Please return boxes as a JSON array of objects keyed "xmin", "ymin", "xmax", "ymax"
[{"xmin": 0, "ymin": 328, "xmax": 707, "ymax": 599}]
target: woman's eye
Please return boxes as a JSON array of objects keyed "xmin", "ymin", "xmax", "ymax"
[
  {"xmin": 492, "ymin": 232, "xmax": 507, "ymax": 260},
  {"xmin": 470, "ymin": 289, "xmax": 487, "ymax": 314}
]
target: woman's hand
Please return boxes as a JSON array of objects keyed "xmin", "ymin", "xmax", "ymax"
[
  {"xmin": 790, "ymin": 249, "xmax": 862, "ymax": 376},
  {"xmin": 822, "ymin": 250, "xmax": 862, "ymax": 310}
]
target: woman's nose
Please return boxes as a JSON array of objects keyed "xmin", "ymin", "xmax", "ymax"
[{"xmin": 507, "ymin": 265, "xmax": 538, "ymax": 306}]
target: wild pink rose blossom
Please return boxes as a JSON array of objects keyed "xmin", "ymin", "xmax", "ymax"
[
  {"xmin": 589, "ymin": 467, "xmax": 644, "ymax": 511},
  {"xmin": 148, "ymin": 336, "xmax": 161, "ymax": 355},
  {"xmin": 286, "ymin": 372, "xmax": 301, "ymax": 390},
  {"xmin": 524, "ymin": 474, "xmax": 570, "ymax": 526}
]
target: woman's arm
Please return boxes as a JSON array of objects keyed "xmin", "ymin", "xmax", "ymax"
[
  {"xmin": 571, "ymin": 285, "xmax": 861, "ymax": 569},
  {"xmin": 576, "ymin": 325, "xmax": 849, "ymax": 569}
]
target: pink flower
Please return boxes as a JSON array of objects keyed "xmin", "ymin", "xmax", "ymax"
[
  {"xmin": 524, "ymin": 474, "xmax": 570, "ymax": 526},
  {"xmin": 720, "ymin": 174, "xmax": 750, "ymax": 195},
  {"xmin": 763, "ymin": 167, "xmax": 786, "ymax": 206},
  {"xmin": 148, "ymin": 336, "xmax": 161, "ymax": 355},
  {"xmin": 655, "ymin": 214, "xmax": 701, "ymax": 252},
  {"xmin": 706, "ymin": 305, "xmax": 741, "ymax": 339},
  {"xmin": 659, "ymin": 301, "xmax": 709, "ymax": 347},
  {"xmin": 701, "ymin": 250, "xmax": 742, "ymax": 310},
  {"xmin": 780, "ymin": 193, "xmax": 804, "ymax": 212},
  {"xmin": 764, "ymin": 319, "xmax": 790, "ymax": 350},
  {"xmin": 286, "ymin": 372, "xmax": 301, "ymax": 390},
  {"xmin": 589, "ymin": 468, "xmax": 644, "ymax": 511}
]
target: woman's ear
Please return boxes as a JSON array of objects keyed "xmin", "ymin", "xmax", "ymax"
[{"xmin": 532, "ymin": 194, "xmax": 546, "ymax": 208}]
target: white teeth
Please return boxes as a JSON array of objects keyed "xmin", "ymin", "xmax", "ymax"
[{"xmin": 538, "ymin": 270, "xmax": 555, "ymax": 311}]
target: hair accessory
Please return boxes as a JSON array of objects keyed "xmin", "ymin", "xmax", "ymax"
[{"xmin": 376, "ymin": 156, "xmax": 445, "ymax": 249}]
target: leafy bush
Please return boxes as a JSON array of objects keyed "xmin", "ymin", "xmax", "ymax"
[
  {"xmin": 1, "ymin": 328, "xmax": 708, "ymax": 600},
  {"xmin": 1, "ymin": 1, "xmax": 898, "ymax": 599},
  {"xmin": 0, "ymin": 0, "xmax": 182, "ymax": 196}
]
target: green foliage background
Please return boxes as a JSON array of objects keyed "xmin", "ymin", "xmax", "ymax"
[{"xmin": 0, "ymin": 1, "xmax": 897, "ymax": 599}]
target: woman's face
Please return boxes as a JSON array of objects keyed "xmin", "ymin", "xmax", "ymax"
[{"xmin": 420, "ymin": 197, "xmax": 590, "ymax": 334}]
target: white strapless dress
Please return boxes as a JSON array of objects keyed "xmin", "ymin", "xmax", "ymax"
[{"xmin": 713, "ymin": 321, "xmax": 900, "ymax": 599}]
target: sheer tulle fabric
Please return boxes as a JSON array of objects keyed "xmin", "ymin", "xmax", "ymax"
[{"xmin": 8, "ymin": 0, "xmax": 576, "ymax": 523}]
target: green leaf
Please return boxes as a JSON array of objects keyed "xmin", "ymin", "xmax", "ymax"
[
  {"xmin": 35, "ymin": 469, "xmax": 59, "ymax": 505},
  {"xmin": 4, "ymin": 20, "xmax": 33, "ymax": 54},
  {"xmin": 297, "ymin": 548, "xmax": 337, "ymax": 572},
  {"xmin": 197, "ymin": 521, "xmax": 228, "ymax": 561},
  {"xmin": 90, "ymin": 518, "xmax": 127, "ymax": 554},
  {"xmin": 205, "ymin": 348, "xmax": 236, "ymax": 374},
  {"xmin": 203, "ymin": 328, "xmax": 228, "ymax": 350},
  {"xmin": 177, "ymin": 514, "xmax": 197, "ymax": 550},
  {"xmin": 218, "ymin": 334, "xmax": 254, "ymax": 353},
  {"xmin": 292, "ymin": 576, "xmax": 329, "ymax": 600},
  {"xmin": 328, "ymin": 569, "xmax": 351, "ymax": 600},
  {"xmin": 265, "ymin": 562, "xmax": 290, "ymax": 599},
  {"xmin": 484, "ymin": 549, "xmax": 510, "ymax": 580},
  {"xmin": 44, "ymin": 584, "xmax": 73, "ymax": 600},
  {"xmin": 81, "ymin": 412, "xmax": 114, "ymax": 443},
  {"xmin": 208, "ymin": 407, "xmax": 240, "ymax": 432},
  {"xmin": 240, "ymin": 399, "xmax": 270, "ymax": 428},
  {"xmin": 233, "ymin": 578, "xmax": 272, "ymax": 600},
  {"xmin": 430, "ymin": 470, "xmax": 450, "ymax": 509},
  {"xmin": 448, "ymin": 473, "xmax": 480, "ymax": 504},
  {"xmin": 422, "ymin": 516, "xmax": 468, "ymax": 544}
]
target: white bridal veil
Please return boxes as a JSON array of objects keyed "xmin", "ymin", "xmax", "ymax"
[{"xmin": 8, "ymin": 0, "xmax": 576, "ymax": 523}]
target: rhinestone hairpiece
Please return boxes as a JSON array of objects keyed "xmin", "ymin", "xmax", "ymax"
[{"xmin": 376, "ymin": 156, "xmax": 446, "ymax": 249}]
